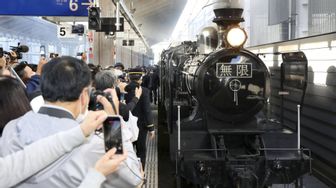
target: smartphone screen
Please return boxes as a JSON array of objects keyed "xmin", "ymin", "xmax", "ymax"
[{"xmin": 103, "ymin": 116, "xmax": 123, "ymax": 154}]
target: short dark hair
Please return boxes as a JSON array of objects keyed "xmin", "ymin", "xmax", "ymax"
[
  {"xmin": 114, "ymin": 62, "xmax": 124, "ymax": 70},
  {"xmin": 94, "ymin": 70, "xmax": 117, "ymax": 91},
  {"xmin": 41, "ymin": 56, "xmax": 91, "ymax": 102},
  {"xmin": 0, "ymin": 76, "xmax": 31, "ymax": 135},
  {"xmin": 13, "ymin": 61, "xmax": 29, "ymax": 82}
]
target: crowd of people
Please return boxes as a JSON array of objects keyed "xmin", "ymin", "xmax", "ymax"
[{"xmin": 0, "ymin": 52, "xmax": 159, "ymax": 188}]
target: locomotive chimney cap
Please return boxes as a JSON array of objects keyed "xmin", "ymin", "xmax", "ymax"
[{"xmin": 213, "ymin": 8, "xmax": 244, "ymax": 26}]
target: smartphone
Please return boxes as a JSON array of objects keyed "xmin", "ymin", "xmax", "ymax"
[{"xmin": 103, "ymin": 116, "xmax": 123, "ymax": 154}]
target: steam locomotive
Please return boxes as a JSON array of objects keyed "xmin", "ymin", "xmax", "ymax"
[{"xmin": 159, "ymin": 8, "xmax": 311, "ymax": 188}]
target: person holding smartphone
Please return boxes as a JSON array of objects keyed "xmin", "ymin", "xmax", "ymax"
[
  {"xmin": 0, "ymin": 75, "xmax": 128, "ymax": 188},
  {"xmin": 0, "ymin": 57, "xmax": 143, "ymax": 188}
]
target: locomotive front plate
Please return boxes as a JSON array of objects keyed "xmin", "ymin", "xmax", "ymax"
[{"xmin": 216, "ymin": 63, "xmax": 252, "ymax": 78}]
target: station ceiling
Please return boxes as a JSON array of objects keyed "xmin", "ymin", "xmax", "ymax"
[
  {"xmin": 44, "ymin": 0, "xmax": 187, "ymax": 47},
  {"xmin": 129, "ymin": 0, "xmax": 187, "ymax": 46}
]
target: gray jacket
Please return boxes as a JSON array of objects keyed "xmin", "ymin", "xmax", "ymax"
[{"xmin": 0, "ymin": 108, "xmax": 142, "ymax": 188}]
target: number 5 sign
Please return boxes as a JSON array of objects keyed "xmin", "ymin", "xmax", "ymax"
[{"xmin": 57, "ymin": 25, "xmax": 75, "ymax": 38}]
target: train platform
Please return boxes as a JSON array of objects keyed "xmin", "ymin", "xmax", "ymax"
[
  {"xmin": 1, "ymin": 1, "xmax": 336, "ymax": 188},
  {"xmin": 143, "ymin": 105, "xmax": 159, "ymax": 188}
]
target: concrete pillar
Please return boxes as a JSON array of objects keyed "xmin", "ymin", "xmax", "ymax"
[
  {"xmin": 93, "ymin": 0, "xmax": 116, "ymax": 68},
  {"xmin": 296, "ymin": 0, "xmax": 309, "ymax": 38}
]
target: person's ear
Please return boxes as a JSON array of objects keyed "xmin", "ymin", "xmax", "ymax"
[{"xmin": 81, "ymin": 88, "xmax": 89, "ymax": 104}]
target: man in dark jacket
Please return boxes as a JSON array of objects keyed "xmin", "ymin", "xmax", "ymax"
[
  {"xmin": 125, "ymin": 68, "xmax": 154, "ymax": 169},
  {"xmin": 141, "ymin": 68, "xmax": 150, "ymax": 89}
]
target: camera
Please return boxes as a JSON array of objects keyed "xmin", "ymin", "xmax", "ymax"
[
  {"xmin": 0, "ymin": 44, "xmax": 29, "ymax": 60},
  {"xmin": 10, "ymin": 43, "xmax": 29, "ymax": 60},
  {"xmin": 89, "ymin": 90, "xmax": 113, "ymax": 111},
  {"xmin": 50, "ymin": 53, "xmax": 59, "ymax": 58}
]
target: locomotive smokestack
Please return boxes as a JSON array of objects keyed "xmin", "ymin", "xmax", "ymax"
[
  {"xmin": 213, "ymin": 8, "xmax": 245, "ymax": 48},
  {"xmin": 213, "ymin": 8, "xmax": 244, "ymax": 28},
  {"xmin": 207, "ymin": 0, "xmax": 245, "ymax": 48},
  {"xmin": 207, "ymin": 0, "xmax": 244, "ymax": 26}
]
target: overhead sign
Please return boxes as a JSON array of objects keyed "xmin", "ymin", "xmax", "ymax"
[
  {"xmin": 57, "ymin": 25, "xmax": 76, "ymax": 38},
  {"xmin": 0, "ymin": 0, "xmax": 95, "ymax": 16},
  {"xmin": 97, "ymin": 18, "xmax": 125, "ymax": 33}
]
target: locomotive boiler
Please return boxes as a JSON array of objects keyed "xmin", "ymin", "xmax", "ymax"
[{"xmin": 159, "ymin": 7, "xmax": 311, "ymax": 188}]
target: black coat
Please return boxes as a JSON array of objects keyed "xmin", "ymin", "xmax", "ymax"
[
  {"xmin": 119, "ymin": 97, "xmax": 138, "ymax": 121},
  {"xmin": 141, "ymin": 74, "xmax": 150, "ymax": 89},
  {"xmin": 149, "ymin": 72, "xmax": 160, "ymax": 90},
  {"xmin": 125, "ymin": 81, "xmax": 154, "ymax": 131}
]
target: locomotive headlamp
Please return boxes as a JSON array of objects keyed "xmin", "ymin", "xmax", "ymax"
[{"xmin": 225, "ymin": 26, "xmax": 247, "ymax": 48}]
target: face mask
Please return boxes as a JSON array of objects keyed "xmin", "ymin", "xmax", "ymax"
[
  {"xmin": 76, "ymin": 108, "xmax": 88, "ymax": 123},
  {"xmin": 76, "ymin": 94, "xmax": 89, "ymax": 123}
]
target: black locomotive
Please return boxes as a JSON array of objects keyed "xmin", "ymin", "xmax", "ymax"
[{"xmin": 159, "ymin": 8, "xmax": 311, "ymax": 188}]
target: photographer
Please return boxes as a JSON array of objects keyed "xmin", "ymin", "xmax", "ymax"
[
  {"xmin": 94, "ymin": 69, "xmax": 142, "ymax": 121},
  {"xmin": 0, "ymin": 57, "xmax": 143, "ymax": 188},
  {"xmin": 8, "ymin": 51, "xmax": 19, "ymax": 65},
  {"xmin": 6, "ymin": 44, "xmax": 29, "ymax": 66},
  {"xmin": 13, "ymin": 57, "xmax": 47, "ymax": 96},
  {"xmin": 0, "ymin": 75, "xmax": 127, "ymax": 188}
]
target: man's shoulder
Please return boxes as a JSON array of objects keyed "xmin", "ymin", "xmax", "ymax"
[
  {"xmin": 16, "ymin": 135, "xmax": 106, "ymax": 187},
  {"xmin": 2, "ymin": 111, "xmax": 78, "ymax": 148}
]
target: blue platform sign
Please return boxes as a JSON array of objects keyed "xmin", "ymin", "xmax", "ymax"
[{"xmin": 0, "ymin": 0, "xmax": 95, "ymax": 16}]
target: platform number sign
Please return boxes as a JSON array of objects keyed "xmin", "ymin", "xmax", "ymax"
[
  {"xmin": 68, "ymin": 0, "xmax": 94, "ymax": 12},
  {"xmin": 59, "ymin": 27, "xmax": 66, "ymax": 36},
  {"xmin": 57, "ymin": 25, "xmax": 75, "ymax": 38},
  {"xmin": 216, "ymin": 63, "xmax": 252, "ymax": 78}
]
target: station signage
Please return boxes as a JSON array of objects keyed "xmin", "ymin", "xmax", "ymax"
[
  {"xmin": 57, "ymin": 24, "xmax": 76, "ymax": 38},
  {"xmin": 0, "ymin": 0, "xmax": 94, "ymax": 16}
]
